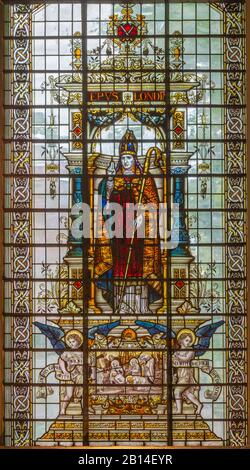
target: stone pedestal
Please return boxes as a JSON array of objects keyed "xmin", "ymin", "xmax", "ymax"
[{"xmin": 36, "ymin": 413, "xmax": 222, "ymax": 447}]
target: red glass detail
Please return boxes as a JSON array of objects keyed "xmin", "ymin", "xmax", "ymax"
[
  {"xmin": 117, "ymin": 23, "xmax": 138, "ymax": 39},
  {"xmin": 73, "ymin": 280, "xmax": 82, "ymax": 290},
  {"xmin": 175, "ymin": 280, "xmax": 185, "ymax": 289},
  {"xmin": 174, "ymin": 125, "xmax": 183, "ymax": 136},
  {"xmin": 73, "ymin": 126, "xmax": 82, "ymax": 136}
]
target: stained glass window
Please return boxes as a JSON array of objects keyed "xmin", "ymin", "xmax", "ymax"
[{"xmin": 2, "ymin": 1, "xmax": 247, "ymax": 447}]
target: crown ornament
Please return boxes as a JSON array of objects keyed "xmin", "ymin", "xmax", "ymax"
[{"xmin": 108, "ymin": 3, "xmax": 147, "ymax": 51}]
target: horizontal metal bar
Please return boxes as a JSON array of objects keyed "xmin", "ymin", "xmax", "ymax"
[
  {"xmin": 3, "ymin": 33, "xmax": 246, "ymax": 40},
  {"xmin": 3, "ymin": 346, "xmax": 247, "ymax": 352},
  {"xmin": 2, "ymin": 0, "xmax": 245, "ymax": 5},
  {"xmin": 3, "ymin": 104, "xmax": 246, "ymax": 109},
  {"xmin": 3, "ymin": 173, "xmax": 247, "ymax": 178},
  {"xmin": 3, "ymin": 313, "xmax": 247, "ymax": 319},
  {"xmin": 2, "ymin": 381, "xmax": 247, "ymax": 388},
  {"xmin": 3, "ymin": 67, "xmax": 247, "ymax": 73},
  {"xmin": 2, "ymin": 274, "xmax": 247, "ymax": 282},
  {"xmin": 3, "ymin": 138, "xmax": 247, "ymax": 144}
]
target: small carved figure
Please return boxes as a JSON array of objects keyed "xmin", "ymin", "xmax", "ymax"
[
  {"xmin": 172, "ymin": 321, "xmax": 224, "ymax": 415},
  {"xmin": 173, "ymin": 330, "xmax": 201, "ymax": 415},
  {"xmin": 34, "ymin": 320, "xmax": 120, "ymax": 414}
]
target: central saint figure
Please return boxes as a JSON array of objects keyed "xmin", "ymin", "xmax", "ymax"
[{"xmin": 95, "ymin": 129, "xmax": 162, "ymax": 314}]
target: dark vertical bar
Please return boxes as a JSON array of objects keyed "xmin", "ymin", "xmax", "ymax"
[
  {"xmin": 165, "ymin": 0, "xmax": 173, "ymax": 446},
  {"xmin": 81, "ymin": 0, "xmax": 90, "ymax": 446},
  {"xmin": 246, "ymin": 0, "xmax": 250, "ymax": 449},
  {"xmin": 44, "ymin": 1, "xmax": 48, "ymax": 435},
  {"xmin": 0, "ymin": 0, "xmax": 4, "ymax": 446}
]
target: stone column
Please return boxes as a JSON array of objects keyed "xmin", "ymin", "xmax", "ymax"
[
  {"xmin": 88, "ymin": 154, "xmax": 101, "ymax": 314},
  {"xmin": 170, "ymin": 154, "xmax": 194, "ymax": 313},
  {"xmin": 63, "ymin": 153, "xmax": 84, "ymax": 307}
]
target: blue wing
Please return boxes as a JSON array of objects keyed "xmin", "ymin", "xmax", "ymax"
[
  {"xmin": 135, "ymin": 320, "xmax": 175, "ymax": 339},
  {"xmin": 33, "ymin": 321, "xmax": 66, "ymax": 354},
  {"xmin": 88, "ymin": 321, "xmax": 120, "ymax": 340},
  {"xmin": 194, "ymin": 320, "xmax": 224, "ymax": 357}
]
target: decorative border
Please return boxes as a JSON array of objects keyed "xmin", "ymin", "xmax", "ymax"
[
  {"xmin": 11, "ymin": 4, "xmax": 32, "ymax": 446},
  {"xmin": 222, "ymin": 1, "xmax": 247, "ymax": 446}
]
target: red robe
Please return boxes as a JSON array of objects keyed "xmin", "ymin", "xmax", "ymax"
[
  {"xmin": 95, "ymin": 167, "xmax": 162, "ymax": 300},
  {"xmin": 110, "ymin": 176, "xmax": 143, "ymax": 278}
]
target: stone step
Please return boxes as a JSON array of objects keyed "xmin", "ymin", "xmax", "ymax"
[{"xmin": 36, "ymin": 415, "xmax": 222, "ymax": 446}]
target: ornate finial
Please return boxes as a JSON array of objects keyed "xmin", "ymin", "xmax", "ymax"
[
  {"xmin": 121, "ymin": 5, "xmax": 133, "ymax": 21},
  {"xmin": 107, "ymin": 4, "xmax": 147, "ymax": 48},
  {"xmin": 72, "ymin": 32, "xmax": 82, "ymax": 71},
  {"xmin": 170, "ymin": 31, "xmax": 185, "ymax": 70}
]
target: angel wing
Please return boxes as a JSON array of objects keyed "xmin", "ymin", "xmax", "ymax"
[
  {"xmin": 135, "ymin": 320, "xmax": 175, "ymax": 339},
  {"xmin": 88, "ymin": 321, "xmax": 120, "ymax": 340},
  {"xmin": 194, "ymin": 320, "xmax": 224, "ymax": 357},
  {"xmin": 33, "ymin": 321, "xmax": 66, "ymax": 355}
]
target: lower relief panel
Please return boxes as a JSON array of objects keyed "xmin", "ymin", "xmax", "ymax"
[{"xmin": 35, "ymin": 347, "xmax": 224, "ymax": 446}]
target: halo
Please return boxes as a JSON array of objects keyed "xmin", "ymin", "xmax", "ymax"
[
  {"xmin": 176, "ymin": 328, "xmax": 196, "ymax": 346},
  {"xmin": 65, "ymin": 329, "xmax": 83, "ymax": 347}
]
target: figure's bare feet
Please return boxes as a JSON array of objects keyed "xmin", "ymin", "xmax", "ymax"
[
  {"xmin": 173, "ymin": 403, "xmax": 182, "ymax": 414},
  {"xmin": 116, "ymin": 303, "xmax": 133, "ymax": 314},
  {"xmin": 140, "ymin": 308, "xmax": 153, "ymax": 314},
  {"xmin": 195, "ymin": 403, "xmax": 203, "ymax": 415}
]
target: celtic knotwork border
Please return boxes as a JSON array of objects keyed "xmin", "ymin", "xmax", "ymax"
[
  {"xmin": 10, "ymin": 4, "xmax": 32, "ymax": 446},
  {"xmin": 222, "ymin": 1, "xmax": 247, "ymax": 446}
]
